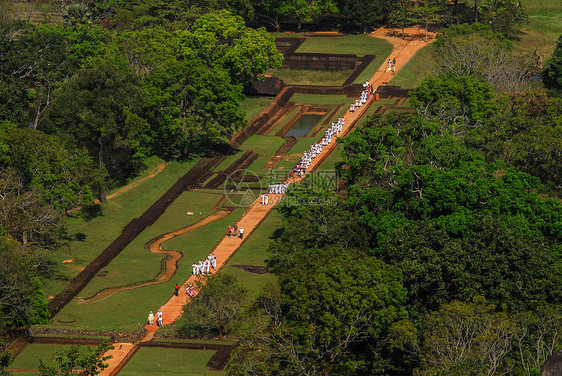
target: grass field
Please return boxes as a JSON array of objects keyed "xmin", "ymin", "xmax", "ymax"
[
  {"xmin": 118, "ymin": 348, "xmax": 224, "ymax": 376},
  {"xmin": 10, "ymin": 344, "xmax": 93, "ymax": 371},
  {"xmin": 389, "ymin": 45, "xmax": 436, "ymax": 89},
  {"xmin": 267, "ymin": 68, "xmax": 353, "ymax": 86},
  {"xmin": 269, "ymin": 35, "xmax": 393, "ymax": 86},
  {"xmin": 506, "ymin": 0, "xmax": 561, "ymax": 60},
  {"xmin": 41, "ymin": 157, "xmax": 202, "ymax": 298},
  {"xmin": 521, "ymin": 0, "xmax": 562, "ymax": 35},
  {"xmin": 353, "ymin": 41, "xmax": 394, "ymax": 84},
  {"xmin": 240, "ymin": 96, "xmax": 275, "ymax": 122},
  {"xmin": 295, "ymin": 34, "xmax": 391, "ymax": 57},
  {"xmin": 290, "ymin": 94, "xmax": 351, "ymax": 105}
]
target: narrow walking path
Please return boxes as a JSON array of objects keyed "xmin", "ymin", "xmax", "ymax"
[{"xmin": 99, "ymin": 26, "xmax": 435, "ymax": 376}]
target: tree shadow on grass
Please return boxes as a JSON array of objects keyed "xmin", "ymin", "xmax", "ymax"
[{"xmin": 80, "ymin": 204, "xmax": 103, "ymax": 222}]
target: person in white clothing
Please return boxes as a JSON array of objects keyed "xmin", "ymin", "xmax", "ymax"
[{"xmin": 157, "ymin": 310, "xmax": 163, "ymax": 327}]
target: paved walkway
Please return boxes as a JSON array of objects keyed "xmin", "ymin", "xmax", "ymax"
[{"xmin": 99, "ymin": 26, "xmax": 435, "ymax": 376}]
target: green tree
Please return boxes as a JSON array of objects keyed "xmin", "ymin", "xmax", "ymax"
[
  {"xmin": 478, "ymin": 0, "xmax": 527, "ymax": 38},
  {"xmin": 514, "ymin": 305, "xmax": 562, "ymax": 375},
  {"xmin": 432, "ymin": 25, "xmax": 528, "ymax": 92},
  {"xmin": 118, "ymin": 14, "xmax": 281, "ymax": 157},
  {"xmin": 543, "ymin": 35, "xmax": 562, "ymax": 96},
  {"xmin": 110, "ymin": 0, "xmax": 255, "ymax": 29},
  {"xmin": 187, "ymin": 11, "xmax": 283, "ymax": 84},
  {"xmin": 419, "ymin": 297, "xmax": 515, "ymax": 375},
  {"xmin": 38, "ymin": 341, "xmax": 113, "ymax": 376},
  {"xmin": 0, "ymin": 128, "xmax": 101, "ymax": 211},
  {"xmin": 254, "ymin": 0, "xmax": 286, "ymax": 32},
  {"xmin": 0, "ymin": 169, "xmax": 63, "ymax": 248},
  {"xmin": 40, "ymin": 62, "xmax": 148, "ymax": 194},
  {"xmin": 268, "ymin": 248, "xmax": 407, "ymax": 375},
  {"xmin": 410, "ymin": 74, "xmax": 499, "ymax": 127},
  {"xmin": 389, "ymin": 0, "xmax": 415, "ymax": 37},
  {"xmin": 0, "ymin": 340, "xmax": 10, "ymax": 376},
  {"xmin": 180, "ymin": 274, "xmax": 248, "ymax": 340},
  {"xmin": 0, "ymin": 233, "xmax": 49, "ymax": 328},
  {"xmin": 227, "ymin": 282, "xmax": 283, "ymax": 376},
  {"xmin": 467, "ymin": 90, "xmax": 562, "ymax": 194},
  {"xmin": 62, "ymin": 4, "xmax": 94, "ymax": 27},
  {"xmin": 410, "ymin": 0, "xmax": 447, "ymax": 38},
  {"xmin": 336, "ymin": 0, "xmax": 393, "ymax": 33},
  {"xmin": 277, "ymin": 0, "xmax": 338, "ymax": 31}
]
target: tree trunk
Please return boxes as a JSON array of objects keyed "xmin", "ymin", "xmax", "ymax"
[
  {"xmin": 98, "ymin": 135, "xmax": 104, "ymax": 170},
  {"xmin": 33, "ymin": 95, "xmax": 42, "ymax": 130},
  {"xmin": 453, "ymin": 0, "xmax": 459, "ymax": 24},
  {"xmin": 297, "ymin": 18, "xmax": 301, "ymax": 31},
  {"xmin": 98, "ymin": 135, "xmax": 107, "ymax": 203},
  {"xmin": 33, "ymin": 89, "xmax": 49, "ymax": 130},
  {"xmin": 474, "ymin": 0, "xmax": 479, "ymax": 23}
]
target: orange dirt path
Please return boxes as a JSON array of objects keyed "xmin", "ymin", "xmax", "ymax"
[{"xmin": 99, "ymin": 27, "xmax": 435, "ymax": 376}]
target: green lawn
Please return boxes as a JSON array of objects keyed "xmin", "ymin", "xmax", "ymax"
[
  {"xmin": 389, "ymin": 45, "xmax": 436, "ymax": 89},
  {"xmin": 239, "ymin": 135, "xmax": 286, "ymax": 157},
  {"xmin": 73, "ymin": 192, "xmax": 223, "ymax": 298},
  {"xmin": 512, "ymin": 0, "xmax": 561, "ymax": 58},
  {"xmin": 290, "ymin": 94, "xmax": 350, "ymax": 105},
  {"xmin": 240, "ymin": 96, "xmax": 275, "ymax": 122},
  {"xmin": 267, "ymin": 67, "xmax": 353, "ymax": 86},
  {"xmin": 521, "ymin": 0, "xmax": 562, "ymax": 35},
  {"xmin": 320, "ymin": 143, "xmax": 344, "ymax": 171},
  {"xmin": 10, "ymin": 344, "xmax": 93, "ymax": 371},
  {"xmin": 353, "ymin": 41, "xmax": 394, "ymax": 84},
  {"xmin": 118, "ymin": 348, "xmax": 224, "ymax": 376},
  {"xmin": 41, "ymin": 157, "xmax": 201, "ymax": 298},
  {"xmin": 295, "ymin": 34, "xmax": 391, "ymax": 57}
]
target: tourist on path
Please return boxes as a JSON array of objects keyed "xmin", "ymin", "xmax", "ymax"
[
  {"xmin": 239, "ymin": 227, "xmax": 244, "ymax": 240},
  {"xmin": 147, "ymin": 311, "xmax": 154, "ymax": 326},
  {"xmin": 227, "ymin": 225, "xmax": 232, "ymax": 237},
  {"xmin": 157, "ymin": 310, "xmax": 163, "ymax": 327},
  {"xmin": 174, "ymin": 283, "xmax": 180, "ymax": 296}
]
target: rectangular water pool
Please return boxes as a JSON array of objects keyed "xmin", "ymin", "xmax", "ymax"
[{"xmin": 285, "ymin": 114, "xmax": 323, "ymax": 137}]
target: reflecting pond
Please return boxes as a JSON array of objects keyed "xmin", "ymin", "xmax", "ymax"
[{"xmin": 285, "ymin": 114, "xmax": 322, "ymax": 137}]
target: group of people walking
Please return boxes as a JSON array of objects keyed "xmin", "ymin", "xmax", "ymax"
[
  {"xmin": 147, "ymin": 310, "xmax": 163, "ymax": 327},
  {"xmin": 350, "ymin": 83, "xmax": 371, "ymax": 113},
  {"xmin": 295, "ymin": 116, "xmax": 345, "ymax": 175},
  {"xmin": 192, "ymin": 253, "xmax": 217, "ymax": 276},
  {"xmin": 268, "ymin": 183, "xmax": 290, "ymax": 195},
  {"xmin": 227, "ymin": 224, "xmax": 244, "ymax": 239},
  {"xmin": 386, "ymin": 57, "xmax": 396, "ymax": 73}
]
